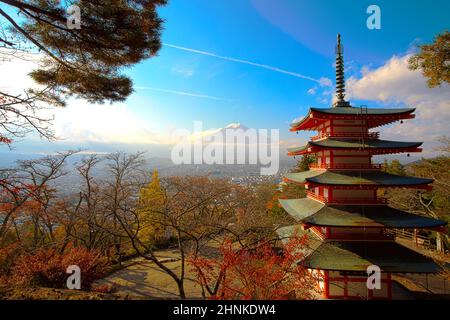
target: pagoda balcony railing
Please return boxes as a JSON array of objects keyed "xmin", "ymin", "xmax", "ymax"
[
  {"xmin": 309, "ymin": 163, "xmax": 382, "ymax": 170},
  {"xmin": 311, "ymin": 132, "xmax": 380, "ymax": 141},
  {"xmin": 306, "ymin": 191, "xmax": 388, "ymax": 205}
]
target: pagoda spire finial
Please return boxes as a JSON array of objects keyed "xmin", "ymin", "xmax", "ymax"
[{"xmin": 334, "ymin": 34, "xmax": 350, "ymax": 107}]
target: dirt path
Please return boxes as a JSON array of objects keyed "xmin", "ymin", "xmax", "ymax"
[{"xmin": 97, "ymin": 250, "xmax": 204, "ymax": 299}]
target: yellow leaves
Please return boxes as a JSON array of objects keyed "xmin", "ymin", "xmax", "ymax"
[
  {"xmin": 139, "ymin": 169, "xmax": 164, "ymax": 207},
  {"xmin": 137, "ymin": 169, "xmax": 167, "ymax": 243},
  {"xmin": 408, "ymin": 31, "xmax": 450, "ymax": 88}
]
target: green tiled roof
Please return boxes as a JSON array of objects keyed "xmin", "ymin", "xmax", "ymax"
[
  {"xmin": 284, "ymin": 170, "xmax": 323, "ymax": 182},
  {"xmin": 290, "ymin": 107, "xmax": 415, "ymax": 128},
  {"xmin": 287, "ymin": 145, "xmax": 308, "ymax": 154},
  {"xmin": 311, "ymin": 138, "xmax": 422, "ymax": 149},
  {"xmin": 285, "ymin": 170, "xmax": 433, "ymax": 186},
  {"xmin": 306, "ymin": 240, "xmax": 441, "ymax": 273},
  {"xmin": 276, "ymin": 226, "xmax": 440, "ymax": 273},
  {"xmin": 288, "ymin": 138, "xmax": 422, "ymax": 154},
  {"xmin": 280, "ymin": 198, "xmax": 325, "ymax": 220},
  {"xmin": 279, "ymin": 198, "xmax": 447, "ymax": 228}
]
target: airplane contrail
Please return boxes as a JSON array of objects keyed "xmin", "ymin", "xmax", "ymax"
[
  {"xmin": 163, "ymin": 43, "xmax": 331, "ymax": 86},
  {"xmin": 135, "ymin": 86, "xmax": 231, "ymax": 101}
]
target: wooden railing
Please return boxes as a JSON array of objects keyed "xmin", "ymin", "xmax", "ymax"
[
  {"xmin": 385, "ymin": 229, "xmax": 436, "ymax": 250},
  {"xmin": 309, "ymin": 163, "xmax": 382, "ymax": 170},
  {"xmin": 306, "ymin": 191, "xmax": 387, "ymax": 205},
  {"xmin": 311, "ymin": 132, "xmax": 380, "ymax": 141},
  {"xmin": 330, "ymin": 197, "xmax": 388, "ymax": 205}
]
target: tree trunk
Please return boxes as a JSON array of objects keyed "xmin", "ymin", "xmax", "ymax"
[{"xmin": 176, "ymin": 279, "xmax": 186, "ymax": 299}]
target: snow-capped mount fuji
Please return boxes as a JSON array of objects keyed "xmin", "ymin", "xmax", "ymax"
[
  {"xmin": 190, "ymin": 123, "xmax": 251, "ymax": 141},
  {"xmin": 223, "ymin": 123, "xmax": 248, "ymax": 130}
]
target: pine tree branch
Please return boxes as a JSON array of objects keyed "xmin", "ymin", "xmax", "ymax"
[
  {"xmin": 0, "ymin": 8, "xmax": 71, "ymax": 68},
  {"xmin": 0, "ymin": 0, "xmax": 66, "ymax": 22}
]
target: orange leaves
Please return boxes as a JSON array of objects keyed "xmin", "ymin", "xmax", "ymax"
[
  {"xmin": 0, "ymin": 242, "xmax": 21, "ymax": 279},
  {"xmin": 189, "ymin": 234, "xmax": 317, "ymax": 300},
  {"xmin": 0, "ymin": 136, "xmax": 12, "ymax": 144},
  {"xmin": 7, "ymin": 245, "xmax": 109, "ymax": 289}
]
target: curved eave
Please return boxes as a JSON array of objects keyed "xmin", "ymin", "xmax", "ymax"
[
  {"xmin": 279, "ymin": 198, "xmax": 447, "ymax": 229},
  {"xmin": 287, "ymin": 145, "xmax": 308, "ymax": 156},
  {"xmin": 284, "ymin": 170, "xmax": 324, "ymax": 184},
  {"xmin": 276, "ymin": 226, "xmax": 441, "ymax": 273},
  {"xmin": 289, "ymin": 110, "xmax": 313, "ymax": 132},
  {"xmin": 284, "ymin": 170, "xmax": 433, "ymax": 188},
  {"xmin": 290, "ymin": 107, "xmax": 416, "ymax": 132},
  {"xmin": 288, "ymin": 139, "xmax": 423, "ymax": 156},
  {"xmin": 304, "ymin": 240, "xmax": 441, "ymax": 273},
  {"xmin": 306, "ymin": 171, "xmax": 433, "ymax": 187},
  {"xmin": 309, "ymin": 139, "xmax": 423, "ymax": 150}
]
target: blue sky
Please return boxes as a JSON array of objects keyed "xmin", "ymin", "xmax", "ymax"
[
  {"xmin": 126, "ymin": 0, "xmax": 449, "ymax": 132},
  {"xmin": 1, "ymin": 0, "xmax": 449, "ymax": 156}
]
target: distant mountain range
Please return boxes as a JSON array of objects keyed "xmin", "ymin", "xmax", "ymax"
[{"xmin": 0, "ymin": 122, "xmax": 428, "ymax": 178}]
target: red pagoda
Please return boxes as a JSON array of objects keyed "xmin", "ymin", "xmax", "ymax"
[{"xmin": 279, "ymin": 34, "xmax": 447, "ymax": 300}]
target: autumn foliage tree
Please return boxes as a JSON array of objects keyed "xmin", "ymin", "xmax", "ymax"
[
  {"xmin": 188, "ymin": 234, "xmax": 318, "ymax": 300},
  {"xmin": 0, "ymin": 150, "xmax": 77, "ymax": 245},
  {"xmin": 137, "ymin": 169, "xmax": 168, "ymax": 246},
  {"xmin": 409, "ymin": 30, "xmax": 450, "ymax": 88},
  {"xmin": 1, "ymin": 151, "xmax": 320, "ymax": 298},
  {"xmin": 382, "ymin": 159, "xmax": 406, "ymax": 176},
  {"xmin": 0, "ymin": 151, "xmax": 114, "ymax": 289}
]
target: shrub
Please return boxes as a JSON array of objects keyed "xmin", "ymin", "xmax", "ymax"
[
  {"xmin": 0, "ymin": 243, "xmax": 21, "ymax": 284},
  {"xmin": 91, "ymin": 283, "xmax": 119, "ymax": 294},
  {"xmin": 9, "ymin": 245, "xmax": 109, "ymax": 290}
]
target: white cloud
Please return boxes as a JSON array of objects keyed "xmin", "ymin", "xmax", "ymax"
[
  {"xmin": 164, "ymin": 43, "xmax": 332, "ymax": 86},
  {"xmin": 0, "ymin": 49, "xmax": 235, "ymax": 146},
  {"xmin": 0, "ymin": 49, "xmax": 44, "ymax": 94},
  {"xmin": 171, "ymin": 65, "xmax": 195, "ymax": 77},
  {"xmin": 51, "ymin": 99, "xmax": 174, "ymax": 145},
  {"xmin": 346, "ymin": 54, "xmax": 450, "ymax": 155},
  {"xmin": 307, "ymin": 87, "xmax": 317, "ymax": 95},
  {"xmin": 0, "ymin": 50, "xmax": 174, "ymax": 145},
  {"xmin": 318, "ymin": 77, "xmax": 332, "ymax": 87}
]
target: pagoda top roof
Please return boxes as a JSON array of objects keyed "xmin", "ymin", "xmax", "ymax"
[
  {"xmin": 290, "ymin": 107, "xmax": 416, "ymax": 131},
  {"xmin": 288, "ymin": 138, "xmax": 422, "ymax": 155},
  {"xmin": 279, "ymin": 198, "xmax": 447, "ymax": 228},
  {"xmin": 277, "ymin": 226, "xmax": 441, "ymax": 273},
  {"xmin": 285, "ymin": 170, "xmax": 433, "ymax": 187},
  {"xmin": 310, "ymin": 106, "xmax": 415, "ymax": 116}
]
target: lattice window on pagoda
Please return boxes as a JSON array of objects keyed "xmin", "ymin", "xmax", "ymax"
[
  {"xmin": 333, "ymin": 156, "xmax": 370, "ymax": 165},
  {"xmin": 332, "ymin": 189, "xmax": 375, "ymax": 203},
  {"xmin": 334, "ymin": 151, "xmax": 369, "ymax": 156},
  {"xmin": 328, "ymin": 271, "xmax": 391, "ymax": 299},
  {"xmin": 329, "ymin": 227, "xmax": 385, "ymax": 240},
  {"xmin": 329, "ymin": 281, "xmax": 345, "ymax": 297},
  {"xmin": 334, "ymin": 126, "xmax": 367, "ymax": 134}
]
